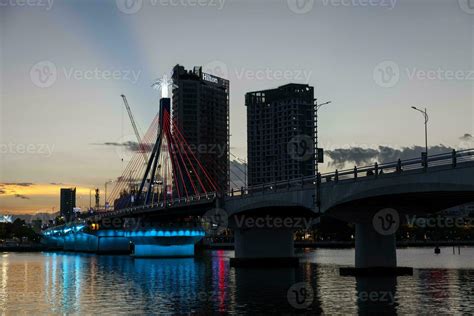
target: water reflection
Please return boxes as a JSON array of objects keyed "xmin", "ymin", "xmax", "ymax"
[
  {"xmin": 1, "ymin": 250, "xmax": 474, "ymax": 314},
  {"xmin": 356, "ymin": 276, "xmax": 397, "ymax": 315}
]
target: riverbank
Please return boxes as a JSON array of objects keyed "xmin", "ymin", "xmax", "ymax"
[
  {"xmin": 4, "ymin": 240, "xmax": 474, "ymax": 253},
  {"xmin": 200, "ymin": 240, "xmax": 474, "ymax": 250},
  {"xmin": 0, "ymin": 244, "xmax": 46, "ymax": 252}
]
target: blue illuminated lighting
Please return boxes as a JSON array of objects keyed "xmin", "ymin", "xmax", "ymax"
[
  {"xmin": 41, "ymin": 227, "xmax": 205, "ymax": 240},
  {"xmin": 74, "ymin": 225, "xmax": 86, "ymax": 232},
  {"xmin": 124, "ymin": 229, "xmax": 204, "ymax": 238},
  {"xmin": 133, "ymin": 244, "xmax": 195, "ymax": 257}
]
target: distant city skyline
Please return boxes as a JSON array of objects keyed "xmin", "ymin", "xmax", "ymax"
[{"xmin": 1, "ymin": 0, "xmax": 473, "ymax": 213}]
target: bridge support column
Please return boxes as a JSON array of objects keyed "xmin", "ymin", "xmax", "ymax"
[
  {"xmin": 341, "ymin": 222, "xmax": 412, "ymax": 276},
  {"xmin": 355, "ymin": 223, "xmax": 396, "ymax": 269},
  {"xmin": 230, "ymin": 228, "xmax": 298, "ymax": 267}
]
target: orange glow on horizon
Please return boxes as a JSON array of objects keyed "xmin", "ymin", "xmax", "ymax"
[
  {"xmin": 0, "ymin": 183, "xmax": 90, "ymax": 197},
  {"xmin": 0, "ymin": 183, "xmax": 93, "ymax": 215}
]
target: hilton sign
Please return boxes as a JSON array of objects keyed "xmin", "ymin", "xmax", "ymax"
[{"xmin": 202, "ymin": 73, "xmax": 219, "ymax": 84}]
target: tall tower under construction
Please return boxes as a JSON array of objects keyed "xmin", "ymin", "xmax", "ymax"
[
  {"xmin": 171, "ymin": 64, "xmax": 230, "ymax": 193},
  {"xmin": 246, "ymin": 84, "xmax": 315, "ymax": 186}
]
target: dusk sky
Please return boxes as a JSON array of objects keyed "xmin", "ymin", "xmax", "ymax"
[{"xmin": 1, "ymin": 0, "xmax": 473, "ymax": 214}]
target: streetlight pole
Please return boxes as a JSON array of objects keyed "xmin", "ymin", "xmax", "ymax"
[
  {"xmin": 411, "ymin": 106, "xmax": 429, "ymax": 160},
  {"xmin": 314, "ymin": 99, "xmax": 331, "ymax": 210},
  {"xmin": 314, "ymin": 99, "xmax": 331, "ymax": 174},
  {"xmin": 104, "ymin": 180, "xmax": 114, "ymax": 210}
]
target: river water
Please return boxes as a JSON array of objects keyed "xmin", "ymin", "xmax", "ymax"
[{"xmin": 1, "ymin": 247, "xmax": 474, "ymax": 315}]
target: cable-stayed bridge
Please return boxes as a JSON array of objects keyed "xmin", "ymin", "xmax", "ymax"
[{"xmin": 43, "ymin": 95, "xmax": 474, "ymax": 273}]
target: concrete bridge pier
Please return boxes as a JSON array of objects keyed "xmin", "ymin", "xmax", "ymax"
[
  {"xmin": 354, "ymin": 222, "xmax": 397, "ymax": 269},
  {"xmin": 341, "ymin": 221, "xmax": 412, "ymax": 276},
  {"xmin": 230, "ymin": 227, "xmax": 298, "ymax": 267}
]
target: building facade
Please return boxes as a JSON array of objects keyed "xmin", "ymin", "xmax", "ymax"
[
  {"xmin": 246, "ymin": 84, "xmax": 315, "ymax": 186},
  {"xmin": 60, "ymin": 188, "xmax": 76, "ymax": 222},
  {"xmin": 171, "ymin": 65, "xmax": 230, "ymax": 194}
]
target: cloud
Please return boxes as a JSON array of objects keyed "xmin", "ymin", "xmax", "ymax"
[
  {"xmin": 0, "ymin": 189, "xmax": 5, "ymax": 195},
  {"xmin": 14, "ymin": 194, "xmax": 30, "ymax": 200},
  {"xmin": 93, "ymin": 141, "xmax": 153, "ymax": 152},
  {"xmin": 326, "ymin": 145, "xmax": 454, "ymax": 169},
  {"xmin": 2, "ymin": 182, "xmax": 34, "ymax": 187},
  {"xmin": 460, "ymin": 133, "xmax": 473, "ymax": 141},
  {"xmin": 325, "ymin": 148, "xmax": 379, "ymax": 168}
]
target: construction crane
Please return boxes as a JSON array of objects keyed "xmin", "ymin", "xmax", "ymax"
[{"xmin": 121, "ymin": 94, "xmax": 148, "ymax": 164}]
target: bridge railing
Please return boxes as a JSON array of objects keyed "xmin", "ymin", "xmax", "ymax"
[
  {"xmin": 227, "ymin": 148, "xmax": 474, "ymax": 197},
  {"xmin": 227, "ymin": 175, "xmax": 317, "ymax": 197},
  {"xmin": 100, "ymin": 192, "xmax": 218, "ymax": 218},
  {"xmin": 319, "ymin": 148, "xmax": 474, "ymax": 184},
  {"xmin": 102, "ymin": 149, "xmax": 474, "ymax": 212}
]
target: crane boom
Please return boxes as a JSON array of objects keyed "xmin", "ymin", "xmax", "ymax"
[{"xmin": 121, "ymin": 94, "xmax": 148, "ymax": 164}]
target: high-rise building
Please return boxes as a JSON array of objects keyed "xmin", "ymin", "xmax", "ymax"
[
  {"xmin": 246, "ymin": 83, "xmax": 315, "ymax": 186},
  {"xmin": 60, "ymin": 188, "xmax": 76, "ymax": 222},
  {"xmin": 171, "ymin": 64, "xmax": 230, "ymax": 193}
]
